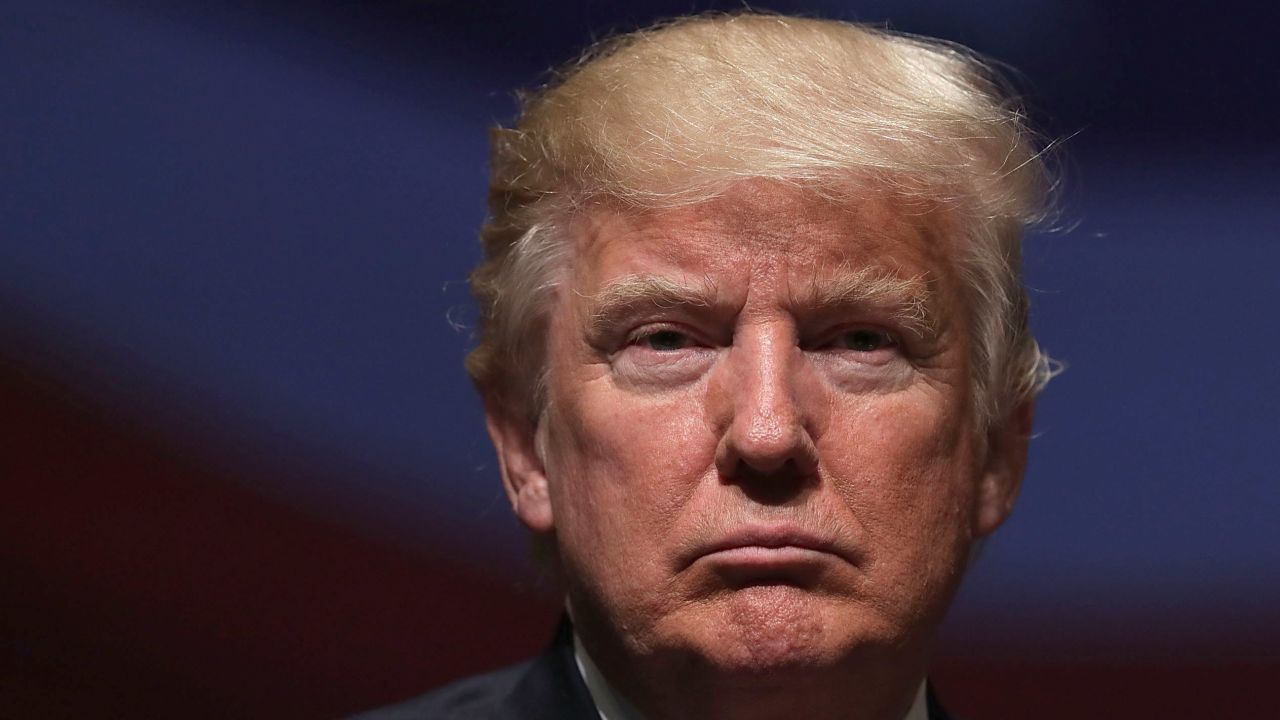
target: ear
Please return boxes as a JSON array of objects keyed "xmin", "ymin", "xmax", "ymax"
[
  {"xmin": 486, "ymin": 406, "xmax": 555, "ymax": 533},
  {"xmin": 973, "ymin": 400, "xmax": 1034, "ymax": 538}
]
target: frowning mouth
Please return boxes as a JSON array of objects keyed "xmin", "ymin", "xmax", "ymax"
[
  {"xmin": 703, "ymin": 545, "xmax": 833, "ymax": 563},
  {"xmin": 686, "ymin": 524, "xmax": 854, "ymax": 578}
]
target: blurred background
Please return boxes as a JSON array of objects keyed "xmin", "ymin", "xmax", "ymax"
[{"xmin": 3, "ymin": 1, "xmax": 1277, "ymax": 717}]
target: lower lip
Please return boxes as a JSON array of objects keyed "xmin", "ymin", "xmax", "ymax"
[{"xmin": 699, "ymin": 546, "xmax": 836, "ymax": 585}]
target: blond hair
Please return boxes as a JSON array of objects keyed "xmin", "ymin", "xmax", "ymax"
[{"xmin": 467, "ymin": 12, "xmax": 1057, "ymax": 428}]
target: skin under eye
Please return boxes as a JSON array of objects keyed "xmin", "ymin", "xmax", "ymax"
[
  {"xmin": 611, "ymin": 326, "xmax": 716, "ymax": 388},
  {"xmin": 812, "ymin": 326, "xmax": 912, "ymax": 390}
]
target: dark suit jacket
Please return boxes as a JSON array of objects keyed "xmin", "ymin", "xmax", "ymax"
[
  {"xmin": 350, "ymin": 620, "xmax": 597, "ymax": 720},
  {"xmin": 351, "ymin": 621, "xmax": 955, "ymax": 719}
]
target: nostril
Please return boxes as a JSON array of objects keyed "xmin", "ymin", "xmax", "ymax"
[
  {"xmin": 724, "ymin": 458, "xmax": 816, "ymax": 506},
  {"xmin": 736, "ymin": 457, "xmax": 797, "ymax": 479},
  {"xmin": 714, "ymin": 412, "xmax": 821, "ymax": 494}
]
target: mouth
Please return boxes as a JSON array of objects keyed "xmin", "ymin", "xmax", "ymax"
[{"xmin": 687, "ymin": 524, "xmax": 852, "ymax": 582}]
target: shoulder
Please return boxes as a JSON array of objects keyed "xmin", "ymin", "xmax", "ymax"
[
  {"xmin": 347, "ymin": 661, "xmax": 532, "ymax": 720},
  {"xmin": 347, "ymin": 619, "xmax": 598, "ymax": 720}
]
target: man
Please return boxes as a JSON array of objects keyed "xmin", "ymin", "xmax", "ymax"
[{"xmin": 360, "ymin": 11, "xmax": 1055, "ymax": 720}]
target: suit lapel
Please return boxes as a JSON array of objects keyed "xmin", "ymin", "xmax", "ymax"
[
  {"xmin": 926, "ymin": 684, "xmax": 956, "ymax": 720},
  {"xmin": 501, "ymin": 618, "xmax": 600, "ymax": 720}
]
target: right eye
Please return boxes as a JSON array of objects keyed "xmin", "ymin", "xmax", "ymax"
[{"xmin": 611, "ymin": 325, "xmax": 716, "ymax": 387}]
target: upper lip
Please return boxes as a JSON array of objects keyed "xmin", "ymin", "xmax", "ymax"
[{"xmin": 688, "ymin": 523, "xmax": 850, "ymax": 566}]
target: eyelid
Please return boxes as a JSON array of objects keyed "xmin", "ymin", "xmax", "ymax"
[
  {"xmin": 622, "ymin": 322, "xmax": 714, "ymax": 351},
  {"xmin": 807, "ymin": 324, "xmax": 899, "ymax": 350},
  {"xmin": 626, "ymin": 323, "xmax": 684, "ymax": 342}
]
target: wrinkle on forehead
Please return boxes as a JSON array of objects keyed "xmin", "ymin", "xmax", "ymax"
[
  {"xmin": 580, "ymin": 180, "xmax": 948, "ymax": 251},
  {"xmin": 571, "ymin": 180, "xmax": 960, "ymax": 325}
]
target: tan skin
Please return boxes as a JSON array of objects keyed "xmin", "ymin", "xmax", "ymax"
[{"xmin": 489, "ymin": 181, "xmax": 1031, "ymax": 720}]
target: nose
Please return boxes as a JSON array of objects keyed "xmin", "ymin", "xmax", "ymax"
[{"xmin": 712, "ymin": 324, "xmax": 820, "ymax": 488}]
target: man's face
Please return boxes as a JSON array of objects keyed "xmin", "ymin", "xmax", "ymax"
[{"xmin": 493, "ymin": 181, "xmax": 1024, "ymax": 679}]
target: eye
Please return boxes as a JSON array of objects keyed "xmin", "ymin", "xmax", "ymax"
[
  {"xmin": 633, "ymin": 328, "xmax": 695, "ymax": 352},
  {"xmin": 831, "ymin": 328, "xmax": 897, "ymax": 352},
  {"xmin": 612, "ymin": 325, "xmax": 716, "ymax": 387}
]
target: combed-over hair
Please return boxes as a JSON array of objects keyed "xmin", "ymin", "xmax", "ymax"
[{"xmin": 467, "ymin": 12, "xmax": 1056, "ymax": 428}]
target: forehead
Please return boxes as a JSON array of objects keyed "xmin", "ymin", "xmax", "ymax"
[{"xmin": 571, "ymin": 181, "xmax": 958, "ymax": 293}]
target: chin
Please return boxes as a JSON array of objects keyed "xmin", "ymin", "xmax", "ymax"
[{"xmin": 671, "ymin": 584, "xmax": 890, "ymax": 674}]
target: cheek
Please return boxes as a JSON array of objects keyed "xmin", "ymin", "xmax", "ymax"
[
  {"xmin": 543, "ymin": 379, "xmax": 715, "ymax": 570},
  {"xmin": 828, "ymin": 393, "xmax": 977, "ymax": 569}
]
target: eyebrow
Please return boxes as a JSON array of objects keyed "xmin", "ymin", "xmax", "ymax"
[
  {"xmin": 586, "ymin": 274, "xmax": 719, "ymax": 338},
  {"xmin": 798, "ymin": 265, "xmax": 937, "ymax": 339},
  {"xmin": 584, "ymin": 267, "xmax": 937, "ymax": 339}
]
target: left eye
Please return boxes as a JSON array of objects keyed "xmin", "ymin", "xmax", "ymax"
[
  {"xmin": 832, "ymin": 328, "xmax": 896, "ymax": 352},
  {"xmin": 635, "ymin": 329, "xmax": 695, "ymax": 351}
]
